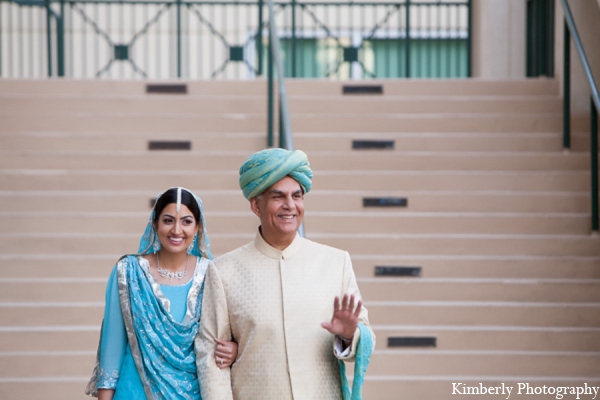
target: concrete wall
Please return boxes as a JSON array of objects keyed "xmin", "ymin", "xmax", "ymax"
[
  {"xmin": 471, "ymin": 0, "xmax": 526, "ymax": 78},
  {"xmin": 472, "ymin": 0, "xmax": 599, "ymax": 114}
]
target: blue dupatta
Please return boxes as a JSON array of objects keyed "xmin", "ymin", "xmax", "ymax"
[
  {"xmin": 339, "ymin": 323, "xmax": 374, "ymax": 400},
  {"xmin": 86, "ymin": 187, "xmax": 212, "ymax": 399}
]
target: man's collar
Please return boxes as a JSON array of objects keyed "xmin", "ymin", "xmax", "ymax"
[{"xmin": 254, "ymin": 229, "xmax": 303, "ymax": 260}]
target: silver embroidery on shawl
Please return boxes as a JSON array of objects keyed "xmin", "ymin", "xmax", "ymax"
[
  {"xmin": 116, "ymin": 258, "xmax": 156, "ymax": 400},
  {"xmin": 183, "ymin": 257, "xmax": 209, "ymax": 325},
  {"xmin": 138, "ymin": 256, "xmax": 171, "ymax": 313}
]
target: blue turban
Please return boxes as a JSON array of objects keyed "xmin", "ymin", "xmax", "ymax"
[{"xmin": 239, "ymin": 148, "xmax": 313, "ymax": 199}]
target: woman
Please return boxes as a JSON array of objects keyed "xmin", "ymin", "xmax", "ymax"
[{"xmin": 86, "ymin": 187, "xmax": 237, "ymax": 399}]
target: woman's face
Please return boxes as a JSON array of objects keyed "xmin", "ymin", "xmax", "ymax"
[{"xmin": 155, "ymin": 203, "xmax": 198, "ymax": 254}]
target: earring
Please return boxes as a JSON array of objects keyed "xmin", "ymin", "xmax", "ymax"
[
  {"xmin": 187, "ymin": 233, "xmax": 198, "ymax": 253},
  {"xmin": 153, "ymin": 239, "xmax": 160, "ymax": 252}
]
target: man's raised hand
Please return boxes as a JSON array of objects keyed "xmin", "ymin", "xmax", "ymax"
[{"xmin": 321, "ymin": 293, "xmax": 361, "ymax": 341}]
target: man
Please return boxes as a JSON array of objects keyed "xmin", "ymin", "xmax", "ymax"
[{"xmin": 196, "ymin": 148, "xmax": 375, "ymax": 399}]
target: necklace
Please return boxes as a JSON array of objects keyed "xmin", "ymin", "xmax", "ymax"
[{"xmin": 156, "ymin": 252, "xmax": 189, "ymax": 281}]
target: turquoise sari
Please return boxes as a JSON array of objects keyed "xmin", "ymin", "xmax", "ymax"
[{"xmin": 86, "ymin": 188, "xmax": 212, "ymax": 399}]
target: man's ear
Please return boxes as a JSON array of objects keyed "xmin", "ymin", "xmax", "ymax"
[{"xmin": 250, "ymin": 197, "xmax": 261, "ymax": 217}]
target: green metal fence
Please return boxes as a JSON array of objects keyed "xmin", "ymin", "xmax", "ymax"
[{"xmin": 0, "ymin": 0, "xmax": 471, "ymax": 79}]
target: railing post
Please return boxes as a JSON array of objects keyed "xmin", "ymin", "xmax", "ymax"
[
  {"xmin": 57, "ymin": 0, "xmax": 65, "ymax": 77},
  {"xmin": 279, "ymin": 100, "xmax": 285, "ymax": 148},
  {"xmin": 405, "ymin": 0, "xmax": 410, "ymax": 77},
  {"xmin": 177, "ymin": 0, "xmax": 182, "ymax": 78},
  {"xmin": 591, "ymin": 98, "xmax": 599, "ymax": 232},
  {"xmin": 563, "ymin": 20, "xmax": 570, "ymax": 149},
  {"xmin": 0, "ymin": 2, "xmax": 2, "ymax": 77},
  {"xmin": 267, "ymin": 32, "xmax": 274, "ymax": 147},
  {"xmin": 45, "ymin": 0, "xmax": 53, "ymax": 77},
  {"xmin": 467, "ymin": 0, "xmax": 472, "ymax": 77},
  {"xmin": 291, "ymin": 0, "xmax": 296, "ymax": 77},
  {"xmin": 257, "ymin": 0, "xmax": 264, "ymax": 76}
]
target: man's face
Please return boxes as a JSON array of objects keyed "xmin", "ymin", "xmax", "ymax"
[{"xmin": 250, "ymin": 176, "xmax": 305, "ymax": 240}]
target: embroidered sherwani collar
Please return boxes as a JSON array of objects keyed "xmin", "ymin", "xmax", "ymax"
[{"xmin": 254, "ymin": 229, "xmax": 303, "ymax": 260}]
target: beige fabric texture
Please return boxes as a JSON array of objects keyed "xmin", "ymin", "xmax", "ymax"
[{"xmin": 196, "ymin": 231, "xmax": 374, "ymax": 400}]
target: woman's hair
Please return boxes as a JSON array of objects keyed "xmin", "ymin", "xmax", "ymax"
[{"xmin": 153, "ymin": 188, "xmax": 201, "ymax": 224}]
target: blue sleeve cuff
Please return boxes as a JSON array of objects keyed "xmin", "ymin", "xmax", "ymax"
[{"xmin": 96, "ymin": 367, "xmax": 120, "ymax": 389}]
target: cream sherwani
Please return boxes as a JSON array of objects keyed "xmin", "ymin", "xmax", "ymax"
[{"xmin": 196, "ymin": 231, "xmax": 374, "ymax": 400}]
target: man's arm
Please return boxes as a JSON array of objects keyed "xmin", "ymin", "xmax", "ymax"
[{"xmin": 195, "ymin": 261, "xmax": 234, "ymax": 400}]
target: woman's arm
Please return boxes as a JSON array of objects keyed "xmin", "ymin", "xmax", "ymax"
[
  {"xmin": 97, "ymin": 389, "xmax": 115, "ymax": 400},
  {"xmin": 96, "ymin": 267, "xmax": 128, "ymax": 391}
]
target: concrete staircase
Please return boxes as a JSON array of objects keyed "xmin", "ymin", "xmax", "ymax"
[{"xmin": 0, "ymin": 79, "xmax": 599, "ymax": 399}]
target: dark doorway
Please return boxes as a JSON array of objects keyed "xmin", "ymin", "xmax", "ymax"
[{"xmin": 526, "ymin": 0, "xmax": 555, "ymax": 77}]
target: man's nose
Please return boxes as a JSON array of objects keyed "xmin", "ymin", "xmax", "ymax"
[{"xmin": 283, "ymin": 195, "xmax": 294, "ymax": 209}]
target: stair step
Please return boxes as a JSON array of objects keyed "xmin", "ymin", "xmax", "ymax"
[
  {"xmin": 0, "ymin": 281, "xmax": 106, "ymax": 303},
  {"xmin": 0, "ymin": 352, "xmax": 97, "ymax": 378},
  {"xmin": 2, "ymin": 256, "xmax": 599, "ymax": 280},
  {"xmin": 291, "ymin": 114, "xmax": 583, "ymax": 133},
  {"xmin": 367, "ymin": 351, "xmax": 600, "ymax": 376},
  {"xmin": 0, "ymin": 190, "xmax": 590, "ymax": 213},
  {"xmin": 2, "ymin": 350, "xmax": 598, "ymax": 378},
  {"xmin": 0, "ymin": 151, "xmax": 592, "ymax": 171},
  {"xmin": 1, "ymin": 131, "xmax": 594, "ymax": 152},
  {"xmin": 3, "ymin": 278, "xmax": 598, "ymax": 303},
  {"xmin": 0, "ymin": 79, "xmax": 266, "ymax": 96},
  {"xmin": 0, "ymin": 170, "xmax": 593, "ymax": 191},
  {"xmin": 291, "ymin": 96, "xmax": 564, "ymax": 114},
  {"xmin": 0, "ymin": 112, "xmax": 267, "ymax": 133},
  {"xmin": 0, "ymin": 95, "xmax": 266, "ymax": 114},
  {"xmin": 371, "ymin": 325, "xmax": 600, "ymax": 351},
  {"xmin": 1, "ymin": 234, "xmax": 599, "ymax": 257},
  {"xmin": 0, "ymin": 93, "xmax": 564, "ymax": 115},
  {"xmin": 0, "ymin": 91, "xmax": 562, "ymax": 115},
  {"xmin": 0, "ymin": 328, "xmax": 99, "ymax": 352},
  {"xmin": 0, "ymin": 304, "xmax": 104, "ymax": 326},
  {"xmin": 351, "ymin": 256, "xmax": 600, "ymax": 279},
  {"xmin": 285, "ymin": 79, "xmax": 561, "ymax": 96},
  {"xmin": 367, "ymin": 301, "xmax": 600, "ymax": 327},
  {"xmin": 0, "ymin": 381, "xmax": 89, "ymax": 400},
  {"xmin": 0, "ymin": 132, "xmax": 266, "ymax": 152},
  {"xmin": 2, "ymin": 300, "xmax": 599, "ymax": 327},
  {"xmin": 315, "ymin": 234, "xmax": 600, "ymax": 257},
  {"xmin": 0, "ymin": 212, "xmax": 591, "ymax": 235},
  {"xmin": 358, "ymin": 278, "xmax": 600, "ymax": 302},
  {"xmin": 3, "ymin": 325, "xmax": 600, "ymax": 353},
  {"xmin": 296, "ymin": 132, "xmax": 594, "ymax": 152},
  {"xmin": 1, "ymin": 112, "xmax": 590, "ymax": 134}
]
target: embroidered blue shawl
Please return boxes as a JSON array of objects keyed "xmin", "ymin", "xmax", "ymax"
[{"xmin": 339, "ymin": 323, "xmax": 374, "ymax": 400}]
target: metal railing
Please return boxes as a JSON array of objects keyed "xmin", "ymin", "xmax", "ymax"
[
  {"xmin": 266, "ymin": 0, "xmax": 304, "ymax": 236},
  {"xmin": 561, "ymin": 0, "xmax": 599, "ymax": 232},
  {"xmin": 0, "ymin": 0, "xmax": 471, "ymax": 79}
]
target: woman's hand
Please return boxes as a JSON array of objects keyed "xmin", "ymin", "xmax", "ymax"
[{"xmin": 214, "ymin": 338, "xmax": 238, "ymax": 369}]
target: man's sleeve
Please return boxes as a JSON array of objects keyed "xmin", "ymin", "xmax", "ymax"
[
  {"xmin": 334, "ymin": 251, "xmax": 376, "ymax": 361},
  {"xmin": 195, "ymin": 261, "xmax": 234, "ymax": 400}
]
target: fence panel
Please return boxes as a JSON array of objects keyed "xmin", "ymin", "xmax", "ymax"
[{"xmin": 0, "ymin": 0, "xmax": 470, "ymax": 79}]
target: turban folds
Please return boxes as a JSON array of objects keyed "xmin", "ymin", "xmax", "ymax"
[{"xmin": 239, "ymin": 148, "xmax": 313, "ymax": 199}]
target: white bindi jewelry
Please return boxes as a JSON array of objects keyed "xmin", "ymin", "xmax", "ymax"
[
  {"xmin": 176, "ymin": 187, "xmax": 182, "ymax": 214},
  {"xmin": 156, "ymin": 252, "xmax": 189, "ymax": 281}
]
